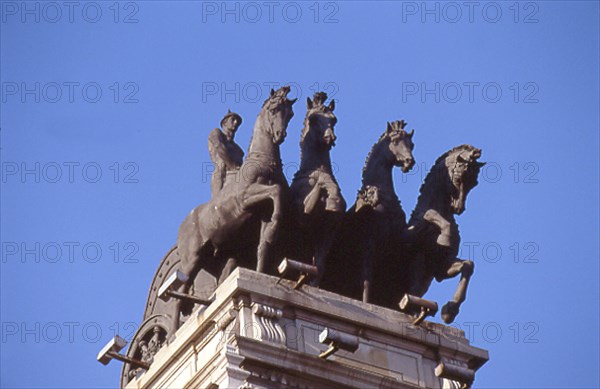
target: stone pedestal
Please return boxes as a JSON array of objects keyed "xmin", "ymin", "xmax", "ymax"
[{"xmin": 124, "ymin": 268, "xmax": 488, "ymax": 389}]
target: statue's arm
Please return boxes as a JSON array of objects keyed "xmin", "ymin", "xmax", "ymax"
[
  {"xmin": 303, "ymin": 181, "xmax": 323, "ymax": 214},
  {"xmin": 208, "ymin": 129, "xmax": 239, "ymax": 169}
]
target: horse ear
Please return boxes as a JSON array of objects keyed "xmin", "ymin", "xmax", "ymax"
[
  {"xmin": 386, "ymin": 122, "xmax": 392, "ymax": 133},
  {"xmin": 289, "ymin": 97, "xmax": 297, "ymax": 105},
  {"xmin": 270, "ymin": 88, "xmax": 275, "ymax": 97},
  {"xmin": 307, "ymin": 97, "xmax": 313, "ymax": 109},
  {"xmin": 227, "ymin": 108, "xmax": 231, "ymax": 113},
  {"xmin": 409, "ymin": 129, "xmax": 414, "ymax": 138},
  {"xmin": 476, "ymin": 161, "xmax": 487, "ymax": 167},
  {"xmin": 355, "ymin": 198, "xmax": 365, "ymax": 212},
  {"xmin": 328, "ymin": 99, "xmax": 335, "ymax": 111}
]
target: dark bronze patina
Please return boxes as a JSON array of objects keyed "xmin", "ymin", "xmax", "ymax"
[{"xmin": 117, "ymin": 88, "xmax": 485, "ymax": 385}]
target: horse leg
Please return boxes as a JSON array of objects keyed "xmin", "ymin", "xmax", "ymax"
[
  {"xmin": 242, "ymin": 184, "xmax": 283, "ymax": 273},
  {"xmin": 402, "ymin": 253, "xmax": 434, "ymax": 316},
  {"xmin": 218, "ymin": 257, "xmax": 238, "ymax": 284},
  {"xmin": 312, "ymin": 234, "xmax": 331, "ymax": 287},
  {"xmin": 423, "ymin": 209, "xmax": 452, "ymax": 247},
  {"xmin": 173, "ymin": 210, "xmax": 211, "ymax": 333},
  {"xmin": 360, "ymin": 240, "xmax": 375, "ymax": 303},
  {"xmin": 440, "ymin": 259, "xmax": 474, "ymax": 324},
  {"xmin": 310, "ymin": 180, "xmax": 345, "ymax": 286},
  {"xmin": 167, "ymin": 248, "xmax": 206, "ymax": 333},
  {"xmin": 254, "ymin": 219, "xmax": 276, "ymax": 273},
  {"xmin": 172, "ymin": 214, "xmax": 200, "ymax": 333},
  {"xmin": 311, "ymin": 210, "xmax": 343, "ymax": 286}
]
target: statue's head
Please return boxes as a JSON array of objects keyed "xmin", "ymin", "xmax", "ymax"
[
  {"xmin": 220, "ymin": 110, "xmax": 242, "ymax": 141},
  {"xmin": 262, "ymin": 86, "xmax": 297, "ymax": 145},
  {"xmin": 444, "ymin": 145, "xmax": 485, "ymax": 215},
  {"xmin": 303, "ymin": 92, "xmax": 337, "ymax": 149},
  {"xmin": 384, "ymin": 120, "xmax": 415, "ymax": 173}
]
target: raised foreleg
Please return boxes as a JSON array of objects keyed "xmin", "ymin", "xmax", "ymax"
[
  {"xmin": 241, "ymin": 184, "xmax": 283, "ymax": 273},
  {"xmin": 439, "ymin": 258, "xmax": 474, "ymax": 324},
  {"xmin": 423, "ymin": 209, "xmax": 452, "ymax": 247}
]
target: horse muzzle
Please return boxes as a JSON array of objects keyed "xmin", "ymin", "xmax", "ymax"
[
  {"xmin": 273, "ymin": 130, "xmax": 286, "ymax": 144},
  {"xmin": 400, "ymin": 157, "xmax": 415, "ymax": 173}
]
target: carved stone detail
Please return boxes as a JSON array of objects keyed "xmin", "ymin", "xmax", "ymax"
[
  {"xmin": 441, "ymin": 379, "xmax": 462, "ymax": 389},
  {"xmin": 251, "ymin": 303, "xmax": 285, "ymax": 344},
  {"xmin": 218, "ymin": 309, "xmax": 239, "ymax": 348},
  {"xmin": 439, "ymin": 356, "xmax": 469, "ymax": 369},
  {"xmin": 246, "ymin": 366, "xmax": 313, "ymax": 389}
]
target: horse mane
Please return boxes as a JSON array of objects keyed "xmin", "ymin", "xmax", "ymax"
[
  {"xmin": 262, "ymin": 86, "xmax": 291, "ymax": 109},
  {"xmin": 361, "ymin": 135, "xmax": 385, "ymax": 180},
  {"xmin": 431, "ymin": 144, "xmax": 476, "ymax": 167},
  {"xmin": 300, "ymin": 92, "xmax": 331, "ymax": 146}
]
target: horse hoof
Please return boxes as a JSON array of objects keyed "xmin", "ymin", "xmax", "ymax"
[{"xmin": 441, "ymin": 301, "xmax": 459, "ymax": 324}]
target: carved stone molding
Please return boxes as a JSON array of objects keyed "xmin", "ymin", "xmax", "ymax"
[
  {"xmin": 251, "ymin": 303, "xmax": 285, "ymax": 344},
  {"xmin": 124, "ymin": 269, "xmax": 488, "ymax": 389},
  {"xmin": 439, "ymin": 356, "xmax": 469, "ymax": 369},
  {"xmin": 441, "ymin": 379, "xmax": 462, "ymax": 389}
]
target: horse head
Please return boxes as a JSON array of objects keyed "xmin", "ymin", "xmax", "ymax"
[
  {"xmin": 262, "ymin": 86, "xmax": 297, "ymax": 145},
  {"xmin": 442, "ymin": 145, "xmax": 485, "ymax": 215},
  {"xmin": 302, "ymin": 92, "xmax": 337, "ymax": 149},
  {"xmin": 384, "ymin": 120, "xmax": 416, "ymax": 173}
]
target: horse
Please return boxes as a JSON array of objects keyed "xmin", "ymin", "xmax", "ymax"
[
  {"xmin": 284, "ymin": 92, "xmax": 346, "ymax": 285},
  {"xmin": 172, "ymin": 86, "xmax": 296, "ymax": 329},
  {"xmin": 321, "ymin": 120, "xmax": 416, "ymax": 306},
  {"xmin": 400, "ymin": 144, "xmax": 484, "ymax": 323}
]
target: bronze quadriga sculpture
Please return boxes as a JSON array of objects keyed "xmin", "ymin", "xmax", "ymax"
[{"xmin": 119, "ymin": 86, "xmax": 485, "ymax": 385}]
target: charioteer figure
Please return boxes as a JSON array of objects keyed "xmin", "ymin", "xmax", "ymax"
[{"xmin": 208, "ymin": 110, "xmax": 244, "ymax": 197}]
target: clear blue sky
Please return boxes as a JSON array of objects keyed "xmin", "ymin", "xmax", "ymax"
[{"xmin": 1, "ymin": 1, "xmax": 598, "ymax": 388}]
